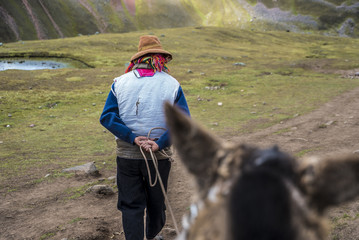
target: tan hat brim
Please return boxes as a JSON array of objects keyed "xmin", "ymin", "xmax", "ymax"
[{"xmin": 130, "ymin": 49, "xmax": 172, "ymax": 62}]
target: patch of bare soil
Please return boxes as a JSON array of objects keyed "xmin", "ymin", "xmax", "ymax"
[
  {"xmin": 0, "ymin": 157, "xmax": 194, "ymax": 240},
  {"xmin": 1, "ymin": 84, "xmax": 359, "ymax": 240}
]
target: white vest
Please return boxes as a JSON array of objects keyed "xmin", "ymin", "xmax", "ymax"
[{"xmin": 112, "ymin": 70, "xmax": 180, "ymax": 138}]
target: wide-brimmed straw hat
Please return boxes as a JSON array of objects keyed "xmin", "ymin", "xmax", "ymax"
[{"xmin": 130, "ymin": 35, "xmax": 172, "ymax": 62}]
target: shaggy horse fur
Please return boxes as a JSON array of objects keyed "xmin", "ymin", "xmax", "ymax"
[{"xmin": 164, "ymin": 103, "xmax": 359, "ymax": 240}]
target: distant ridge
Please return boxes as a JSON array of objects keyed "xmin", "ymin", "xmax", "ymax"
[{"xmin": 0, "ymin": 0, "xmax": 358, "ymax": 42}]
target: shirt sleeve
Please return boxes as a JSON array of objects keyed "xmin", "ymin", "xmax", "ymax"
[
  {"xmin": 99, "ymin": 85, "xmax": 137, "ymax": 144},
  {"xmin": 156, "ymin": 86, "xmax": 190, "ymax": 150}
]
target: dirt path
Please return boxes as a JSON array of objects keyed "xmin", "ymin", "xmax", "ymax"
[
  {"xmin": 1, "ymin": 86, "xmax": 359, "ymax": 240},
  {"xmin": 232, "ymin": 85, "xmax": 359, "ymax": 155}
]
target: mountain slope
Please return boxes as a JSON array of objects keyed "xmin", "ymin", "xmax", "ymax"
[{"xmin": 0, "ymin": 0, "xmax": 358, "ymax": 42}]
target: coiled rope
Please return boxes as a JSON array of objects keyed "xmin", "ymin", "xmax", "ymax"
[{"xmin": 139, "ymin": 127, "xmax": 180, "ymax": 236}]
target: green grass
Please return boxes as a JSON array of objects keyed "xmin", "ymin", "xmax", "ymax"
[
  {"xmin": 330, "ymin": 212, "xmax": 359, "ymax": 238},
  {"xmin": 1, "ymin": 26, "xmax": 359, "ymax": 192},
  {"xmin": 68, "ymin": 217, "xmax": 85, "ymax": 224},
  {"xmin": 295, "ymin": 147, "xmax": 322, "ymax": 157},
  {"xmin": 273, "ymin": 127, "xmax": 292, "ymax": 135},
  {"xmin": 39, "ymin": 232, "xmax": 55, "ymax": 240}
]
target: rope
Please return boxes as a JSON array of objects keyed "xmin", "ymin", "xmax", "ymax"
[{"xmin": 139, "ymin": 127, "xmax": 180, "ymax": 236}]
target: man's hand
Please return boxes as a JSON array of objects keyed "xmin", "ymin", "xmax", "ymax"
[
  {"xmin": 141, "ymin": 140, "xmax": 159, "ymax": 152},
  {"xmin": 134, "ymin": 136, "xmax": 148, "ymax": 147},
  {"xmin": 135, "ymin": 137, "xmax": 159, "ymax": 152}
]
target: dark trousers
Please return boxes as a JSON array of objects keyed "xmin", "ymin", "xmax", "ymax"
[{"xmin": 116, "ymin": 157, "xmax": 171, "ymax": 240}]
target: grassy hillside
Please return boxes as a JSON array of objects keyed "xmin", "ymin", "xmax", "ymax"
[
  {"xmin": 0, "ymin": 0, "xmax": 358, "ymax": 43},
  {"xmin": 1, "ymin": 27, "xmax": 359, "ymax": 192},
  {"xmin": 0, "ymin": 0, "xmax": 197, "ymax": 42}
]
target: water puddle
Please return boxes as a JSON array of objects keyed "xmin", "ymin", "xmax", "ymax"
[{"xmin": 0, "ymin": 58, "xmax": 83, "ymax": 71}]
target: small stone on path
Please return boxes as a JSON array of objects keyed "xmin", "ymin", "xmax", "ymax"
[
  {"xmin": 63, "ymin": 162, "xmax": 99, "ymax": 175},
  {"xmin": 108, "ymin": 176, "xmax": 116, "ymax": 181},
  {"xmin": 325, "ymin": 120, "xmax": 335, "ymax": 126},
  {"xmin": 87, "ymin": 185, "xmax": 114, "ymax": 196}
]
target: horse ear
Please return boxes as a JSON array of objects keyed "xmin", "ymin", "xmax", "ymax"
[
  {"xmin": 299, "ymin": 153, "xmax": 359, "ymax": 212},
  {"xmin": 165, "ymin": 103, "xmax": 225, "ymax": 194}
]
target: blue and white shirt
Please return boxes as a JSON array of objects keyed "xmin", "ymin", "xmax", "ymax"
[{"xmin": 100, "ymin": 69, "xmax": 190, "ymax": 159}]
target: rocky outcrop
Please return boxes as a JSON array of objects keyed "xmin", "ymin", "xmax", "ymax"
[{"xmin": 0, "ymin": 0, "xmax": 358, "ymax": 42}]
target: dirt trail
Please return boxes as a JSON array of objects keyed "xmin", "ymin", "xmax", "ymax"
[
  {"xmin": 229, "ymin": 86, "xmax": 359, "ymax": 240},
  {"xmin": 22, "ymin": 0, "xmax": 46, "ymax": 40},
  {"xmin": 231, "ymin": 86, "xmax": 359, "ymax": 155},
  {"xmin": 1, "ymin": 86, "xmax": 359, "ymax": 240},
  {"xmin": 39, "ymin": 0, "xmax": 64, "ymax": 38}
]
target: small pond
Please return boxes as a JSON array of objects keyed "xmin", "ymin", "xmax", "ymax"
[{"xmin": 0, "ymin": 58, "xmax": 86, "ymax": 71}]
